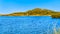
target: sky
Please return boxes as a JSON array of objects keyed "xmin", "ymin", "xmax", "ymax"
[{"xmin": 0, "ymin": 0, "xmax": 60, "ymax": 14}]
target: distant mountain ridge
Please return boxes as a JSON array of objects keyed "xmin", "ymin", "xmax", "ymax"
[{"xmin": 1, "ymin": 8, "xmax": 60, "ymax": 17}]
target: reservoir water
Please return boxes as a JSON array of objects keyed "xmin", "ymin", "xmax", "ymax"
[{"xmin": 0, "ymin": 16, "xmax": 60, "ymax": 34}]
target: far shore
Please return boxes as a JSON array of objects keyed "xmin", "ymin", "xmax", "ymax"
[
  {"xmin": 0, "ymin": 15, "xmax": 51, "ymax": 16},
  {"xmin": 0, "ymin": 8, "xmax": 60, "ymax": 18}
]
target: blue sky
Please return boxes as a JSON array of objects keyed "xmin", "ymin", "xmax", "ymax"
[{"xmin": 0, "ymin": 0, "xmax": 60, "ymax": 14}]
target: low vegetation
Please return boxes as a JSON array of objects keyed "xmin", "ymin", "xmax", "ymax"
[
  {"xmin": 0, "ymin": 8, "xmax": 60, "ymax": 18},
  {"xmin": 53, "ymin": 28, "xmax": 60, "ymax": 34}
]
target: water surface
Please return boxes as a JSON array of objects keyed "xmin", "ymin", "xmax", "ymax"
[{"xmin": 0, "ymin": 16, "xmax": 60, "ymax": 34}]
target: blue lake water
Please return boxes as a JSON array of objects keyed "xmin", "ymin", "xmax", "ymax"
[{"xmin": 0, "ymin": 16, "xmax": 60, "ymax": 34}]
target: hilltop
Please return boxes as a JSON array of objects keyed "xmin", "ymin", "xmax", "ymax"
[
  {"xmin": 1, "ymin": 8, "xmax": 60, "ymax": 18},
  {"xmin": 1, "ymin": 8, "xmax": 60, "ymax": 16}
]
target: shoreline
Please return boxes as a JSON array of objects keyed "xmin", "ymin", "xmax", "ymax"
[{"xmin": 0, "ymin": 15, "xmax": 51, "ymax": 16}]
